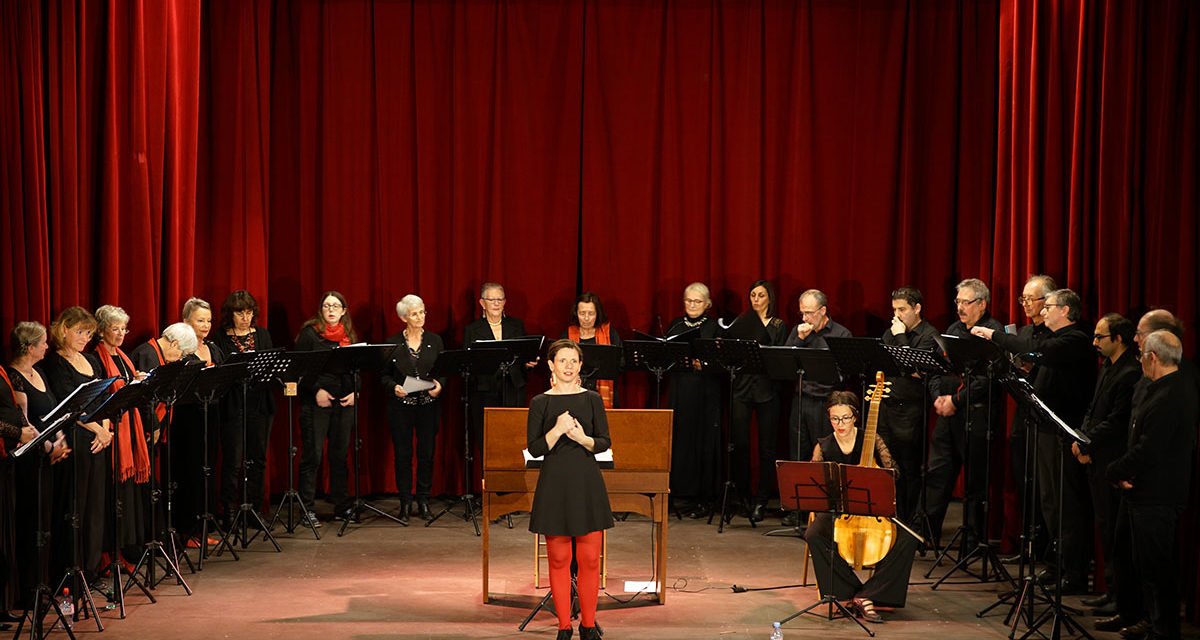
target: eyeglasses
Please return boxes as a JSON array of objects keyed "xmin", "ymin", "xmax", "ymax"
[
  {"xmin": 1093, "ymin": 333, "xmax": 1111, "ymax": 340},
  {"xmin": 684, "ymin": 298, "xmax": 706, "ymax": 305},
  {"xmin": 1043, "ymin": 303, "xmax": 1065, "ymax": 309},
  {"xmin": 482, "ymin": 297, "xmax": 506, "ymax": 303},
  {"xmin": 1017, "ymin": 296, "xmax": 1045, "ymax": 305},
  {"xmin": 954, "ymin": 298, "xmax": 981, "ymax": 306},
  {"xmin": 829, "ymin": 415, "xmax": 855, "ymax": 425},
  {"xmin": 322, "ymin": 303, "xmax": 343, "ymax": 310}
]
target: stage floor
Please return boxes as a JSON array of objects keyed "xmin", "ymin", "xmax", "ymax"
[{"xmin": 72, "ymin": 497, "xmax": 1192, "ymax": 639}]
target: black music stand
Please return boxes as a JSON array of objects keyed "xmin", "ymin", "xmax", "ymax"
[
  {"xmin": 470, "ymin": 336, "xmax": 544, "ymax": 407},
  {"xmin": 879, "ymin": 342, "xmax": 951, "ymax": 553},
  {"xmin": 324, "ymin": 343, "xmax": 406, "ymax": 536},
  {"xmin": 578, "ymin": 343, "xmax": 622, "ymax": 397},
  {"xmin": 188, "ymin": 361, "xmax": 248, "ymax": 566},
  {"xmin": 775, "ymin": 461, "xmax": 896, "ymax": 638},
  {"xmin": 83, "ymin": 379, "xmax": 161, "ymax": 614},
  {"xmin": 923, "ymin": 333, "xmax": 1009, "ymax": 585},
  {"xmin": 694, "ymin": 336, "xmax": 763, "ymax": 532},
  {"xmin": 13, "ymin": 377, "xmax": 115, "ymax": 638},
  {"xmin": 268, "ymin": 349, "xmax": 330, "ymax": 537},
  {"xmin": 759, "ymin": 346, "xmax": 841, "ymax": 537},
  {"xmin": 626, "ymin": 328, "xmax": 698, "ymax": 408},
  {"xmin": 426, "ymin": 347, "xmax": 508, "ymax": 535},
  {"xmin": 220, "ymin": 349, "xmax": 288, "ymax": 552},
  {"xmin": 824, "ymin": 338, "xmax": 900, "ymax": 409},
  {"xmin": 129, "ymin": 358, "xmax": 203, "ymax": 593}
]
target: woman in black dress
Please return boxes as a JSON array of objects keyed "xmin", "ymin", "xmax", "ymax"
[
  {"xmin": 214, "ymin": 290, "xmax": 276, "ymax": 520},
  {"xmin": 295, "ymin": 291, "xmax": 358, "ymax": 524},
  {"xmin": 172, "ymin": 298, "xmax": 225, "ymax": 546},
  {"xmin": 666, "ymin": 282, "xmax": 722, "ymax": 518},
  {"xmin": 805, "ymin": 391, "xmax": 917, "ymax": 623},
  {"xmin": 1, "ymin": 323, "xmax": 43, "ymax": 619},
  {"xmin": 463, "ymin": 282, "xmax": 536, "ymax": 451},
  {"xmin": 527, "ymin": 339, "xmax": 612, "ymax": 640},
  {"xmin": 40, "ymin": 307, "xmax": 111, "ymax": 581},
  {"xmin": 729, "ymin": 280, "xmax": 788, "ymax": 522},
  {"xmin": 383, "ymin": 295, "xmax": 445, "ymax": 524}
]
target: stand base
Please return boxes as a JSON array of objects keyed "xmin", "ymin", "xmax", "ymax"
[
  {"xmin": 929, "ymin": 540, "xmax": 1013, "ymax": 588},
  {"xmin": 219, "ymin": 503, "xmax": 282, "ymax": 553},
  {"xmin": 707, "ymin": 480, "xmax": 755, "ymax": 533},
  {"xmin": 196, "ymin": 511, "xmax": 240, "ymax": 569},
  {"xmin": 336, "ymin": 498, "xmax": 407, "ymax": 537},
  {"xmin": 270, "ymin": 490, "xmax": 321, "ymax": 539},
  {"xmin": 426, "ymin": 493, "xmax": 481, "ymax": 536},
  {"xmin": 128, "ymin": 540, "xmax": 193, "ymax": 595},
  {"xmin": 780, "ymin": 596, "xmax": 875, "ymax": 638},
  {"xmin": 53, "ymin": 567, "xmax": 104, "ymax": 633}
]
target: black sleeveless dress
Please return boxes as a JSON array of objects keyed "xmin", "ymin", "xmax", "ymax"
[{"xmin": 526, "ymin": 391, "xmax": 614, "ymax": 537}]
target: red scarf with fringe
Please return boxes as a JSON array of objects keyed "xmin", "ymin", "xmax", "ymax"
[
  {"xmin": 569, "ymin": 323, "xmax": 614, "ymax": 408},
  {"xmin": 95, "ymin": 346, "xmax": 151, "ymax": 483}
]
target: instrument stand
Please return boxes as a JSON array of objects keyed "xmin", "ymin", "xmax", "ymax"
[
  {"xmin": 268, "ymin": 349, "xmax": 328, "ymax": 537},
  {"xmin": 695, "ymin": 337, "xmax": 764, "ymax": 533},
  {"xmin": 329, "ymin": 344, "xmax": 406, "ymax": 536},
  {"xmin": 427, "ymin": 347, "xmax": 506, "ymax": 535},
  {"xmin": 13, "ymin": 380, "xmax": 114, "ymax": 639},
  {"xmin": 189, "ymin": 361, "xmax": 249, "ymax": 567},
  {"xmin": 776, "ymin": 461, "xmax": 898, "ymax": 638},
  {"xmin": 127, "ymin": 359, "xmax": 202, "ymax": 594},
  {"xmin": 220, "ymin": 349, "xmax": 287, "ymax": 552},
  {"xmin": 923, "ymin": 334, "xmax": 1009, "ymax": 586}
]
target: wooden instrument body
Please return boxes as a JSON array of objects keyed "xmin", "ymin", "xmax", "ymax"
[{"xmin": 832, "ymin": 372, "xmax": 897, "ymax": 570}]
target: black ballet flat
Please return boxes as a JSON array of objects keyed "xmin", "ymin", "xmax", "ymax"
[{"xmin": 556, "ymin": 627, "xmax": 573, "ymax": 640}]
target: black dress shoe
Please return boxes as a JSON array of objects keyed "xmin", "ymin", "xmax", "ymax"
[
  {"xmin": 397, "ymin": 501, "xmax": 410, "ymax": 526},
  {"xmin": 579, "ymin": 625, "xmax": 601, "ymax": 640},
  {"xmin": 556, "ymin": 627, "xmax": 573, "ymax": 640},
  {"xmin": 1081, "ymin": 592, "xmax": 1112, "ymax": 608},
  {"xmin": 417, "ymin": 499, "xmax": 433, "ymax": 521},
  {"xmin": 1119, "ymin": 620, "xmax": 1150, "ymax": 640},
  {"xmin": 1092, "ymin": 601, "xmax": 1118, "ymax": 616},
  {"xmin": 1094, "ymin": 614, "xmax": 1127, "ymax": 632},
  {"xmin": 781, "ymin": 511, "xmax": 801, "ymax": 527},
  {"xmin": 749, "ymin": 502, "xmax": 766, "ymax": 523}
]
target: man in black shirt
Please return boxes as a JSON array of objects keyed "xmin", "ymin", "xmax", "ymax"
[
  {"xmin": 1106, "ymin": 331, "xmax": 1197, "ymax": 640},
  {"xmin": 1071, "ymin": 313, "xmax": 1140, "ymax": 614},
  {"xmin": 877, "ymin": 286, "xmax": 939, "ymax": 521},
  {"xmin": 975, "ymin": 288, "xmax": 1097, "ymax": 592},
  {"xmin": 923, "ymin": 278, "xmax": 1004, "ymax": 546},
  {"xmin": 785, "ymin": 289, "xmax": 851, "ymax": 462}
]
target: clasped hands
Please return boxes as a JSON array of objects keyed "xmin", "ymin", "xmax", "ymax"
[
  {"xmin": 316, "ymin": 388, "xmax": 357, "ymax": 408},
  {"xmin": 553, "ymin": 410, "xmax": 588, "ymax": 445}
]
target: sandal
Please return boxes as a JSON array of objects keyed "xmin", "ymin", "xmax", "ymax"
[{"xmin": 852, "ymin": 597, "xmax": 884, "ymax": 623}]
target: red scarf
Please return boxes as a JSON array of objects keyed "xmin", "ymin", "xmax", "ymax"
[
  {"xmin": 0, "ymin": 367, "xmax": 17, "ymax": 458},
  {"xmin": 569, "ymin": 323, "xmax": 614, "ymax": 409},
  {"xmin": 321, "ymin": 322, "xmax": 351, "ymax": 346},
  {"xmin": 96, "ymin": 346, "xmax": 151, "ymax": 483}
]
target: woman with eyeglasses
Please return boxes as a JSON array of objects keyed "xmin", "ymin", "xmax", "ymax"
[
  {"xmin": 215, "ymin": 290, "xmax": 276, "ymax": 523},
  {"xmin": 666, "ymin": 282, "xmax": 722, "ymax": 518},
  {"xmin": 295, "ymin": 291, "xmax": 359, "ymax": 525},
  {"xmin": 805, "ymin": 391, "xmax": 917, "ymax": 624},
  {"xmin": 463, "ymin": 283, "xmax": 535, "ymax": 455}
]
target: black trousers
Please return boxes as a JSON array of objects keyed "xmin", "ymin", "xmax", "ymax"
[
  {"xmin": 1035, "ymin": 431, "xmax": 1092, "ymax": 582},
  {"xmin": 922, "ymin": 405, "xmax": 995, "ymax": 543},
  {"xmin": 876, "ymin": 400, "xmax": 924, "ymax": 521},
  {"xmin": 220, "ymin": 407, "xmax": 273, "ymax": 512},
  {"xmin": 388, "ymin": 400, "xmax": 440, "ymax": 500},
  {"xmin": 806, "ymin": 512, "xmax": 918, "ymax": 607},
  {"xmin": 731, "ymin": 395, "xmax": 780, "ymax": 502},
  {"xmin": 298, "ymin": 403, "xmax": 353, "ymax": 511},
  {"xmin": 1114, "ymin": 500, "xmax": 1182, "ymax": 639},
  {"xmin": 789, "ymin": 393, "xmax": 830, "ymax": 462},
  {"xmin": 1085, "ymin": 455, "xmax": 1121, "ymax": 594}
]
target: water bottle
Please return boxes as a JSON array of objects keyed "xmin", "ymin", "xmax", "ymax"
[
  {"xmin": 769, "ymin": 621, "xmax": 783, "ymax": 639},
  {"xmin": 56, "ymin": 588, "xmax": 74, "ymax": 629}
]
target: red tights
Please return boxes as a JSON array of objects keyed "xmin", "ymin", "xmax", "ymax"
[{"xmin": 545, "ymin": 531, "xmax": 603, "ymax": 629}]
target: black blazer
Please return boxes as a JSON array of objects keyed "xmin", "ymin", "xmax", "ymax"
[
  {"xmin": 463, "ymin": 315, "xmax": 528, "ymax": 393},
  {"xmin": 382, "ymin": 330, "xmax": 446, "ymax": 401}
]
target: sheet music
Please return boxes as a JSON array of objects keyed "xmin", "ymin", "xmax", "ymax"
[
  {"xmin": 523, "ymin": 448, "xmax": 614, "ymax": 463},
  {"xmin": 401, "ymin": 376, "xmax": 436, "ymax": 394}
]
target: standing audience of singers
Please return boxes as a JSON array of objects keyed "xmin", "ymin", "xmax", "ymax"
[{"xmin": 3, "ymin": 277, "xmax": 1199, "ymax": 639}]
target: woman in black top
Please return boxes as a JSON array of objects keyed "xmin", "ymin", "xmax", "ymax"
[
  {"xmin": 172, "ymin": 298, "xmax": 225, "ymax": 545},
  {"xmin": 728, "ymin": 280, "xmax": 788, "ymax": 522},
  {"xmin": 296, "ymin": 291, "xmax": 358, "ymax": 524},
  {"xmin": 382, "ymin": 295, "xmax": 445, "ymax": 523},
  {"xmin": 214, "ymin": 290, "xmax": 276, "ymax": 520},
  {"xmin": 560, "ymin": 292, "xmax": 622, "ymax": 408},
  {"xmin": 462, "ymin": 283, "xmax": 536, "ymax": 450},
  {"xmin": 1, "ymin": 323, "xmax": 43, "ymax": 616},
  {"xmin": 40, "ymin": 307, "xmax": 111, "ymax": 580},
  {"xmin": 527, "ymin": 339, "xmax": 612, "ymax": 640},
  {"xmin": 806, "ymin": 391, "xmax": 916, "ymax": 623},
  {"xmin": 666, "ymin": 282, "xmax": 722, "ymax": 518}
]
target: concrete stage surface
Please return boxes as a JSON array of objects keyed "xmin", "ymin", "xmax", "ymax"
[{"xmin": 71, "ymin": 497, "xmax": 1192, "ymax": 639}]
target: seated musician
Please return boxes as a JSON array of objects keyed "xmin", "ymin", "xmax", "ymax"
[{"xmin": 805, "ymin": 391, "xmax": 918, "ymax": 623}]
